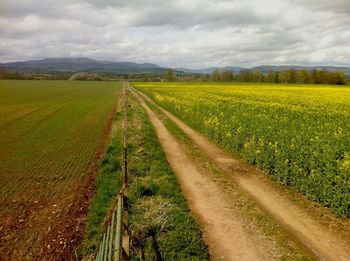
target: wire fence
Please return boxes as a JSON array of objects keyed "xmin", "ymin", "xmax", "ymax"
[{"xmin": 95, "ymin": 82, "xmax": 129, "ymax": 261}]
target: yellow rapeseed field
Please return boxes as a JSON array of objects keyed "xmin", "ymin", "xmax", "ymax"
[{"xmin": 135, "ymin": 82, "xmax": 350, "ymax": 217}]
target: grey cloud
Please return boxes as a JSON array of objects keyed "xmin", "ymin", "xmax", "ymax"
[
  {"xmin": 0, "ymin": 1, "xmax": 72, "ymax": 17},
  {"xmin": 84, "ymin": 0, "xmax": 170, "ymax": 9},
  {"xmin": 0, "ymin": 0, "xmax": 349, "ymax": 68},
  {"xmin": 131, "ymin": 8, "xmax": 271, "ymax": 29},
  {"xmin": 293, "ymin": 0, "xmax": 350, "ymax": 13}
]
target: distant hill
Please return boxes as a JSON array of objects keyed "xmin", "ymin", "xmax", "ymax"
[
  {"xmin": 179, "ymin": 66, "xmax": 243, "ymax": 74},
  {"xmin": 182, "ymin": 65, "xmax": 350, "ymax": 76},
  {"xmin": 0, "ymin": 57, "xmax": 181, "ymax": 74},
  {"xmin": 1, "ymin": 57, "xmax": 349, "ymax": 76},
  {"xmin": 251, "ymin": 65, "xmax": 350, "ymax": 76}
]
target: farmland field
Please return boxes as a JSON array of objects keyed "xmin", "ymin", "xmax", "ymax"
[
  {"xmin": 0, "ymin": 80, "xmax": 121, "ymax": 259},
  {"xmin": 135, "ymin": 82, "xmax": 350, "ymax": 217}
]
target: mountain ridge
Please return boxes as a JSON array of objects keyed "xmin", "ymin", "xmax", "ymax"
[
  {"xmin": 0, "ymin": 57, "xmax": 167, "ymax": 74},
  {"xmin": 1, "ymin": 57, "xmax": 349, "ymax": 75}
]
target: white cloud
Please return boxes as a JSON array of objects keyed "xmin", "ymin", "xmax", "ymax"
[{"xmin": 0, "ymin": 0, "xmax": 349, "ymax": 68}]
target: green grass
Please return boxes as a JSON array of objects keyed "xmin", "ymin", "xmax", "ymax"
[
  {"xmin": 126, "ymin": 93, "xmax": 209, "ymax": 260},
  {"xmin": 135, "ymin": 82, "xmax": 350, "ymax": 217},
  {"xmin": 144, "ymin": 98, "xmax": 313, "ymax": 260},
  {"xmin": 80, "ymin": 110, "xmax": 124, "ymax": 256},
  {"xmin": 0, "ymin": 80, "xmax": 122, "ymax": 259},
  {"xmin": 80, "ymin": 90, "xmax": 208, "ymax": 259}
]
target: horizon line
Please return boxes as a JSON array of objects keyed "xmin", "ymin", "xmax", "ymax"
[{"xmin": 1, "ymin": 56, "xmax": 349, "ymax": 70}]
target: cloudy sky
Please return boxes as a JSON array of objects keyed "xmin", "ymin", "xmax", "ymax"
[{"xmin": 0, "ymin": 0, "xmax": 349, "ymax": 68}]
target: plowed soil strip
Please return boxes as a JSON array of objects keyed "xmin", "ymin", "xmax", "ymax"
[
  {"xmin": 134, "ymin": 87, "xmax": 350, "ymax": 261},
  {"xmin": 132, "ymin": 89, "xmax": 268, "ymax": 260}
]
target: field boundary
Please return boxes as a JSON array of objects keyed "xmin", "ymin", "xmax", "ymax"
[{"xmin": 95, "ymin": 82, "xmax": 130, "ymax": 261}]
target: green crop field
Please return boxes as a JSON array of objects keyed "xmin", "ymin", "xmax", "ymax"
[
  {"xmin": 0, "ymin": 80, "xmax": 122, "ymax": 259},
  {"xmin": 135, "ymin": 82, "xmax": 350, "ymax": 217}
]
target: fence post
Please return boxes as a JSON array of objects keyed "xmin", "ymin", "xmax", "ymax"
[
  {"xmin": 114, "ymin": 195, "xmax": 123, "ymax": 261},
  {"xmin": 95, "ymin": 82, "xmax": 130, "ymax": 261},
  {"xmin": 108, "ymin": 210, "xmax": 115, "ymax": 261}
]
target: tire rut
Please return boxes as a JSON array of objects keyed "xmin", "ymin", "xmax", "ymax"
[
  {"xmin": 134, "ymin": 86, "xmax": 350, "ymax": 261},
  {"xmin": 130, "ymin": 87, "xmax": 302, "ymax": 260}
]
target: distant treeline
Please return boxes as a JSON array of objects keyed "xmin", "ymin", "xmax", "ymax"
[
  {"xmin": 0, "ymin": 68, "xmax": 121, "ymax": 81},
  {"xmin": 133, "ymin": 68, "xmax": 349, "ymax": 85},
  {"xmin": 0, "ymin": 68, "xmax": 71, "ymax": 80},
  {"xmin": 209, "ymin": 69, "xmax": 348, "ymax": 85},
  {"xmin": 1, "ymin": 67, "xmax": 348, "ymax": 85}
]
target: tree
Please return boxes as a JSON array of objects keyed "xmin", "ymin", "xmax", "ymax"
[
  {"xmin": 221, "ymin": 70, "xmax": 234, "ymax": 81},
  {"xmin": 328, "ymin": 72, "xmax": 346, "ymax": 85},
  {"xmin": 287, "ymin": 69, "xmax": 297, "ymax": 83},
  {"xmin": 297, "ymin": 69, "xmax": 309, "ymax": 84},
  {"xmin": 237, "ymin": 69, "xmax": 252, "ymax": 82},
  {"xmin": 252, "ymin": 70, "xmax": 264, "ymax": 82},
  {"xmin": 265, "ymin": 70, "xmax": 278, "ymax": 83},
  {"xmin": 278, "ymin": 70, "xmax": 289, "ymax": 83},
  {"xmin": 202, "ymin": 74, "xmax": 210, "ymax": 82},
  {"xmin": 211, "ymin": 70, "xmax": 221, "ymax": 82},
  {"xmin": 166, "ymin": 68, "xmax": 175, "ymax": 81},
  {"xmin": 310, "ymin": 69, "xmax": 327, "ymax": 84},
  {"xmin": 0, "ymin": 68, "xmax": 8, "ymax": 79}
]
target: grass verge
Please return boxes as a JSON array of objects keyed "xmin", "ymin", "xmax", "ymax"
[
  {"xmin": 144, "ymin": 96, "xmax": 313, "ymax": 260},
  {"xmin": 81, "ymin": 90, "xmax": 208, "ymax": 259},
  {"xmin": 79, "ymin": 109, "xmax": 123, "ymax": 257},
  {"xmin": 127, "ymin": 93, "xmax": 209, "ymax": 260}
]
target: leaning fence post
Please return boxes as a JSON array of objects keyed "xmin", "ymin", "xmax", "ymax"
[
  {"xmin": 96, "ymin": 83, "xmax": 129, "ymax": 261},
  {"xmin": 114, "ymin": 196, "xmax": 123, "ymax": 260},
  {"xmin": 108, "ymin": 210, "xmax": 116, "ymax": 261}
]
